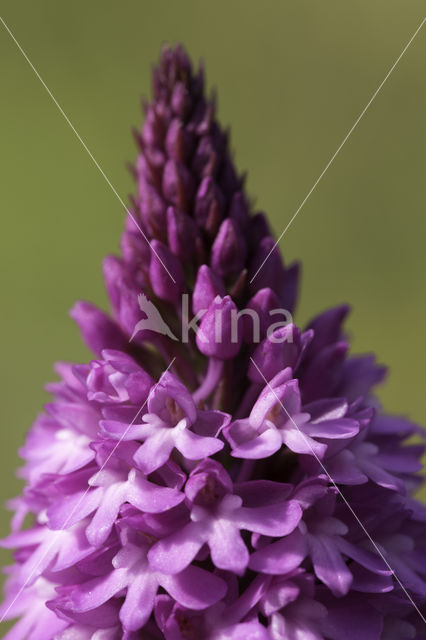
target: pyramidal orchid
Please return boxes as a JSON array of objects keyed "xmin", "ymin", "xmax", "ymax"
[{"xmin": 2, "ymin": 45, "xmax": 426, "ymax": 640}]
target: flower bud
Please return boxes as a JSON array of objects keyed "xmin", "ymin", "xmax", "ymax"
[
  {"xmin": 120, "ymin": 230, "xmax": 151, "ymax": 277},
  {"xmin": 194, "ymin": 176, "xmax": 225, "ymax": 234},
  {"xmin": 167, "ymin": 206, "xmax": 198, "ymax": 262},
  {"xmin": 248, "ymin": 324, "xmax": 302, "ymax": 383},
  {"xmin": 192, "ymin": 265, "xmax": 226, "ymax": 315},
  {"xmin": 242, "ymin": 287, "xmax": 282, "ymax": 341},
  {"xmin": 196, "ymin": 295, "xmax": 242, "ymax": 359},
  {"xmin": 141, "ymin": 105, "xmax": 165, "ymax": 148},
  {"xmin": 171, "ymin": 81, "xmax": 191, "ymax": 118},
  {"xmin": 248, "ymin": 212, "xmax": 271, "ymax": 248},
  {"xmin": 229, "ymin": 192, "xmax": 249, "ymax": 230},
  {"xmin": 162, "ymin": 159, "xmax": 194, "ymax": 211},
  {"xmin": 249, "ymin": 235, "xmax": 286, "ymax": 298},
  {"xmin": 103, "ymin": 255, "xmax": 126, "ymax": 311},
  {"xmin": 210, "ymin": 219, "xmax": 247, "ymax": 278},
  {"xmin": 149, "ymin": 240, "xmax": 185, "ymax": 303},
  {"xmin": 70, "ymin": 301, "xmax": 128, "ymax": 357},
  {"xmin": 300, "ymin": 341, "xmax": 349, "ymax": 402},
  {"xmin": 305, "ymin": 305, "xmax": 350, "ymax": 358},
  {"xmin": 138, "ymin": 180, "xmax": 167, "ymax": 239},
  {"xmin": 281, "ymin": 262, "xmax": 300, "ymax": 314},
  {"xmin": 192, "ymin": 136, "xmax": 218, "ymax": 179},
  {"xmin": 165, "ymin": 118, "xmax": 192, "ymax": 162}
]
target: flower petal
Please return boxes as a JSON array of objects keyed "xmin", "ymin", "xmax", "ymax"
[
  {"xmin": 228, "ymin": 421, "xmax": 282, "ymax": 460},
  {"xmin": 65, "ymin": 569, "xmax": 128, "ymax": 612},
  {"xmin": 308, "ymin": 534, "xmax": 353, "ymax": 596},
  {"xmin": 234, "ymin": 500, "xmax": 302, "ymax": 537},
  {"xmin": 133, "ymin": 430, "xmax": 174, "ymax": 474},
  {"xmin": 128, "ymin": 472, "xmax": 184, "ymax": 513},
  {"xmin": 120, "ymin": 573, "xmax": 158, "ymax": 631},
  {"xmin": 159, "ymin": 565, "xmax": 226, "ymax": 610},
  {"xmin": 249, "ymin": 529, "xmax": 307, "ymax": 574},
  {"xmin": 174, "ymin": 428, "xmax": 223, "ymax": 460},
  {"xmin": 208, "ymin": 519, "xmax": 249, "ymax": 573},
  {"xmin": 148, "ymin": 521, "xmax": 206, "ymax": 574},
  {"xmin": 86, "ymin": 483, "xmax": 128, "ymax": 546},
  {"xmin": 282, "ymin": 426, "xmax": 327, "ymax": 458},
  {"xmin": 304, "ymin": 418, "xmax": 359, "ymax": 440}
]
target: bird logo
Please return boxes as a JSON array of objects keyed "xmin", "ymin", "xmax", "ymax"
[{"xmin": 130, "ymin": 293, "xmax": 178, "ymax": 342}]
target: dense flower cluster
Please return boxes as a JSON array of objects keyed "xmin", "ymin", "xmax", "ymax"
[{"xmin": 2, "ymin": 46, "xmax": 426, "ymax": 639}]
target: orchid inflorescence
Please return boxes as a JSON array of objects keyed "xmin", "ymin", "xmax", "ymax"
[{"xmin": 1, "ymin": 45, "xmax": 425, "ymax": 640}]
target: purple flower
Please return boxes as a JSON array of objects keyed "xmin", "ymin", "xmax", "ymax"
[
  {"xmin": 196, "ymin": 295, "xmax": 242, "ymax": 359},
  {"xmin": 49, "ymin": 524, "xmax": 226, "ymax": 633},
  {"xmin": 148, "ymin": 459, "xmax": 302, "ymax": 576},
  {"xmin": 1, "ymin": 44, "xmax": 426, "ymax": 640},
  {"xmin": 225, "ymin": 369, "xmax": 360, "ymax": 460},
  {"xmin": 155, "ymin": 597, "xmax": 271, "ymax": 639},
  {"xmin": 101, "ymin": 371, "xmax": 228, "ymax": 474},
  {"xmin": 257, "ymin": 572, "xmax": 328, "ymax": 640}
]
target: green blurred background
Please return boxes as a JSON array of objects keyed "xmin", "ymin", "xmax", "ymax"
[{"xmin": 0, "ymin": 0, "xmax": 425, "ymax": 627}]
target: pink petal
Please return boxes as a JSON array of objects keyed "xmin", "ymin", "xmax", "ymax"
[
  {"xmin": 160, "ymin": 565, "xmax": 226, "ymax": 609},
  {"xmin": 230, "ymin": 425, "xmax": 282, "ymax": 460},
  {"xmin": 52, "ymin": 526, "xmax": 95, "ymax": 572},
  {"xmin": 324, "ymin": 450, "xmax": 368, "ymax": 485},
  {"xmin": 133, "ymin": 431, "xmax": 174, "ymax": 473},
  {"xmin": 148, "ymin": 372, "xmax": 197, "ymax": 424},
  {"xmin": 86, "ymin": 483, "xmax": 128, "ymax": 546},
  {"xmin": 233, "ymin": 500, "xmax": 302, "ymax": 537},
  {"xmin": 308, "ymin": 534, "xmax": 353, "ymax": 596},
  {"xmin": 148, "ymin": 521, "xmax": 206, "ymax": 574},
  {"xmin": 47, "ymin": 488, "xmax": 103, "ymax": 530},
  {"xmin": 304, "ymin": 418, "xmax": 359, "ymax": 440},
  {"xmin": 209, "ymin": 519, "xmax": 249, "ymax": 573},
  {"xmin": 235, "ymin": 480, "xmax": 293, "ymax": 507},
  {"xmin": 128, "ymin": 473, "xmax": 184, "ymax": 513},
  {"xmin": 350, "ymin": 564, "xmax": 393, "ymax": 593},
  {"xmin": 282, "ymin": 427, "xmax": 327, "ymax": 458},
  {"xmin": 120, "ymin": 573, "xmax": 158, "ymax": 631},
  {"xmin": 193, "ymin": 410, "xmax": 231, "ymax": 437},
  {"xmin": 304, "ymin": 397, "xmax": 348, "ymax": 422},
  {"xmin": 335, "ymin": 537, "xmax": 390, "ymax": 575},
  {"xmin": 68, "ymin": 568, "xmax": 128, "ymax": 611},
  {"xmin": 100, "ymin": 420, "xmax": 156, "ymax": 441},
  {"xmin": 359, "ymin": 460, "xmax": 405, "ymax": 493},
  {"xmin": 249, "ymin": 529, "xmax": 307, "ymax": 574},
  {"xmin": 224, "ymin": 622, "xmax": 271, "ymax": 640},
  {"xmin": 250, "ymin": 378, "xmax": 299, "ymax": 430},
  {"xmin": 175, "ymin": 428, "xmax": 223, "ymax": 459},
  {"xmin": 46, "ymin": 402, "xmax": 100, "ymax": 437}
]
